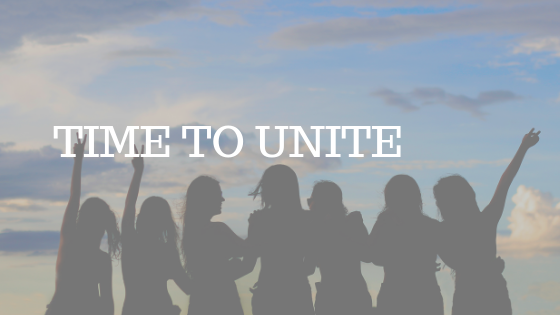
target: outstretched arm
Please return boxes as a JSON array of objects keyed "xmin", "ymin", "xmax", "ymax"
[
  {"xmin": 57, "ymin": 134, "xmax": 87, "ymax": 265},
  {"xmin": 122, "ymin": 145, "xmax": 144, "ymax": 239},
  {"xmin": 484, "ymin": 128, "xmax": 540, "ymax": 224}
]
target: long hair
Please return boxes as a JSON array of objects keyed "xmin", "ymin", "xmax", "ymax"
[
  {"xmin": 136, "ymin": 196, "xmax": 179, "ymax": 258},
  {"xmin": 76, "ymin": 197, "xmax": 121, "ymax": 259},
  {"xmin": 433, "ymin": 174, "xmax": 480, "ymax": 222},
  {"xmin": 181, "ymin": 175, "xmax": 221, "ymax": 268},
  {"xmin": 382, "ymin": 174, "xmax": 423, "ymax": 216},
  {"xmin": 249, "ymin": 164, "xmax": 303, "ymax": 211},
  {"xmin": 310, "ymin": 180, "xmax": 348, "ymax": 217}
]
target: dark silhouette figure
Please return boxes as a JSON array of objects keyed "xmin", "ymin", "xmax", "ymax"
[
  {"xmin": 46, "ymin": 134, "xmax": 120, "ymax": 315},
  {"xmin": 367, "ymin": 175, "xmax": 443, "ymax": 315},
  {"xmin": 434, "ymin": 128, "xmax": 541, "ymax": 315},
  {"xmin": 181, "ymin": 175, "xmax": 247, "ymax": 315},
  {"xmin": 241, "ymin": 164, "xmax": 315, "ymax": 315},
  {"xmin": 305, "ymin": 180, "xmax": 373, "ymax": 315},
  {"xmin": 121, "ymin": 145, "xmax": 190, "ymax": 315}
]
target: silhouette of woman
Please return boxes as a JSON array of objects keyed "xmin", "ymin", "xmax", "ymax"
[
  {"xmin": 305, "ymin": 180, "xmax": 373, "ymax": 315},
  {"xmin": 241, "ymin": 164, "xmax": 315, "ymax": 315},
  {"xmin": 434, "ymin": 128, "xmax": 541, "ymax": 315},
  {"xmin": 121, "ymin": 145, "xmax": 190, "ymax": 315},
  {"xmin": 367, "ymin": 175, "xmax": 443, "ymax": 315},
  {"xmin": 46, "ymin": 134, "xmax": 120, "ymax": 315},
  {"xmin": 181, "ymin": 175, "xmax": 247, "ymax": 315}
]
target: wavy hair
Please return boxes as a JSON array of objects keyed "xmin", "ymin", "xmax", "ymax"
[
  {"xmin": 76, "ymin": 197, "xmax": 121, "ymax": 259},
  {"xmin": 136, "ymin": 196, "xmax": 179, "ymax": 258}
]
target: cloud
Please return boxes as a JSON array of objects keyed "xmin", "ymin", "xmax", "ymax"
[
  {"xmin": 318, "ymin": 0, "xmax": 548, "ymax": 8},
  {"xmin": 183, "ymin": 6, "xmax": 249, "ymax": 26},
  {"xmin": 0, "ymin": 230, "xmax": 59, "ymax": 254},
  {"xmin": 524, "ymin": 282, "xmax": 560, "ymax": 302},
  {"xmin": 270, "ymin": 4, "xmax": 560, "ymax": 49},
  {"xmin": 0, "ymin": 0, "xmax": 198, "ymax": 51},
  {"xmin": 106, "ymin": 47, "xmax": 178, "ymax": 59},
  {"xmin": 497, "ymin": 185, "xmax": 560, "ymax": 258},
  {"xmin": 0, "ymin": 142, "xmax": 126, "ymax": 201},
  {"xmin": 343, "ymin": 158, "xmax": 510, "ymax": 172},
  {"xmin": 371, "ymin": 88, "xmax": 419, "ymax": 112},
  {"xmin": 0, "ymin": 199, "xmax": 49, "ymax": 212},
  {"xmin": 514, "ymin": 37, "xmax": 560, "ymax": 58},
  {"xmin": 487, "ymin": 61, "xmax": 521, "ymax": 68},
  {"xmin": 371, "ymin": 87, "xmax": 522, "ymax": 118}
]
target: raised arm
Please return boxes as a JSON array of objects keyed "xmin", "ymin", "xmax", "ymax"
[
  {"xmin": 122, "ymin": 145, "xmax": 144, "ymax": 238},
  {"xmin": 483, "ymin": 128, "xmax": 540, "ymax": 224},
  {"xmin": 59, "ymin": 134, "xmax": 87, "ymax": 249}
]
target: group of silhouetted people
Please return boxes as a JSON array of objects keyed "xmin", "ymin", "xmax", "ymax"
[{"xmin": 46, "ymin": 128, "xmax": 541, "ymax": 315}]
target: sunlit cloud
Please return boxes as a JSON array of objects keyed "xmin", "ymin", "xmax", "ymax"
[{"xmin": 497, "ymin": 185, "xmax": 560, "ymax": 258}]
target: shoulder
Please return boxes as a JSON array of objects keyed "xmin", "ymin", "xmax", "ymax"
[
  {"xmin": 248, "ymin": 209, "xmax": 266, "ymax": 223},
  {"xmin": 347, "ymin": 211, "xmax": 363, "ymax": 222},
  {"xmin": 211, "ymin": 221, "xmax": 235, "ymax": 235}
]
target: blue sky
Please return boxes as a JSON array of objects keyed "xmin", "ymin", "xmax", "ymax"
[{"xmin": 0, "ymin": 0, "xmax": 559, "ymax": 314}]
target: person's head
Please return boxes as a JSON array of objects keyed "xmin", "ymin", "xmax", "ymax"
[
  {"xmin": 136, "ymin": 196, "xmax": 178, "ymax": 247},
  {"xmin": 383, "ymin": 174, "xmax": 423, "ymax": 215},
  {"xmin": 433, "ymin": 175, "xmax": 479, "ymax": 221},
  {"xmin": 249, "ymin": 164, "xmax": 302, "ymax": 210},
  {"xmin": 76, "ymin": 197, "xmax": 120, "ymax": 259},
  {"xmin": 183, "ymin": 175, "xmax": 224, "ymax": 223},
  {"xmin": 308, "ymin": 180, "xmax": 347, "ymax": 218}
]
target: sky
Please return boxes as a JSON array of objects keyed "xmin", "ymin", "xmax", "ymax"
[{"xmin": 0, "ymin": 0, "xmax": 559, "ymax": 314}]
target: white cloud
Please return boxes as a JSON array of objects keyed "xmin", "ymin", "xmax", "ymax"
[
  {"xmin": 487, "ymin": 61, "xmax": 521, "ymax": 68},
  {"xmin": 0, "ymin": 34, "xmax": 159, "ymax": 113},
  {"xmin": 514, "ymin": 37, "xmax": 560, "ymax": 57},
  {"xmin": 497, "ymin": 185, "xmax": 560, "ymax": 258}
]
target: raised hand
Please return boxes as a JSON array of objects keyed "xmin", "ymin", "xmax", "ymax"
[
  {"xmin": 132, "ymin": 145, "xmax": 144, "ymax": 172},
  {"xmin": 73, "ymin": 132, "xmax": 87, "ymax": 160},
  {"xmin": 521, "ymin": 128, "xmax": 540, "ymax": 149}
]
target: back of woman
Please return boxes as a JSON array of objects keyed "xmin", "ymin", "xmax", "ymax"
[
  {"xmin": 121, "ymin": 149, "xmax": 188, "ymax": 315},
  {"xmin": 121, "ymin": 239, "xmax": 177, "ymax": 315},
  {"xmin": 48, "ymin": 248, "xmax": 110, "ymax": 315},
  {"xmin": 314, "ymin": 213, "xmax": 372, "ymax": 315},
  {"xmin": 433, "ymin": 128, "xmax": 542, "ymax": 315},
  {"xmin": 47, "ymin": 135, "xmax": 119, "ymax": 315},
  {"xmin": 243, "ymin": 164, "xmax": 315, "ymax": 315},
  {"xmin": 182, "ymin": 176, "xmax": 246, "ymax": 315},
  {"xmin": 307, "ymin": 180, "xmax": 372, "ymax": 315},
  {"xmin": 369, "ymin": 175, "xmax": 443, "ymax": 315}
]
